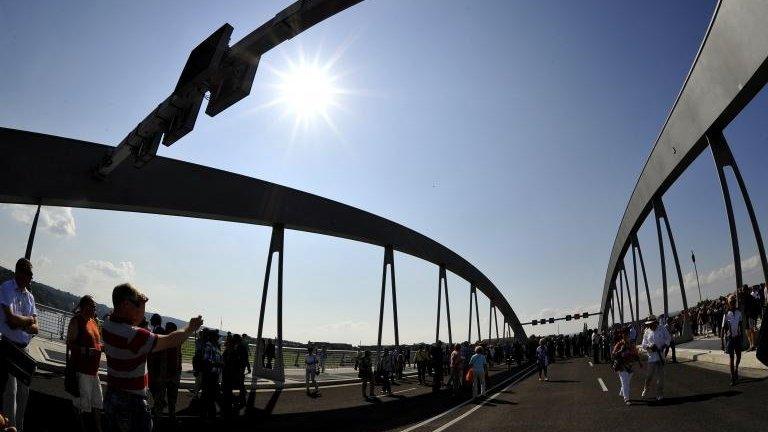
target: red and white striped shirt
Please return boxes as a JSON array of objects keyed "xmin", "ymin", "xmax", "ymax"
[{"xmin": 102, "ymin": 316, "xmax": 157, "ymax": 396}]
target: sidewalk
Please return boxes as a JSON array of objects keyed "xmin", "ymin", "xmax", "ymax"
[
  {"xmin": 28, "ymin": 337, "xmax": 417, "ymax": 390},
  {"xmin": 675, "ymin": 334, "xmax": 767, "ymax": 371}
]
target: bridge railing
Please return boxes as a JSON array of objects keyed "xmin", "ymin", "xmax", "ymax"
[{"xmin": 36, "ymin": 303, "xmax": 73, "ymax": 341}]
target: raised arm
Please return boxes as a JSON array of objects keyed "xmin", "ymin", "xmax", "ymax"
[{"xmin": 154, "ymin": 316, "xmax": 203, "ymax": 352}]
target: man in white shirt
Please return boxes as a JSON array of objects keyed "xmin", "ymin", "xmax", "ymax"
[
  {"xmin": 721, "ymin": 295, "xmax": 742, "ymax": 385},
  {"xmin": 0, "ymin": 258, "xmax": 38, "ymax": 432},
  {"xmin": 641, "ymin": 316, "xmax": 670, "ymax": 400}
]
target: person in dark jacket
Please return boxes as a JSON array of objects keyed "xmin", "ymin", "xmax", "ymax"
[{"xmin": 430, "ymin": 342, "xmax": 444, "ymax": 392}]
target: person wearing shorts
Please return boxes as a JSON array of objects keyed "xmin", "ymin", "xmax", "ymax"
[
  {"xmin": 66, "ymin": 295, "xmax": 103, "ymax": 432},
  {"xmin": 721, "ymin": 295, "xmax": 743, "ymax": 386}
]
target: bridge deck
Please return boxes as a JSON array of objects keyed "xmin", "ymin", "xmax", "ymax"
[{"xmin": 21, "ymin": 357, "xmax": 768, "ymax": 431}]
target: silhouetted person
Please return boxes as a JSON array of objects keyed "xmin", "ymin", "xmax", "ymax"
[
  {"xmin": 148, "ymin": 314, "xmax": 166, "ymax": 418},
  {"xmin": 430, "ymin": 342, "xmax": 444, "ymax": 392},
  {"xmin": 162, "ymin": 322, "xmax": 182, "ymax": 423},
  {"xmin": 264, "ymin": 339, "xmax": 276, "ymax": 369}
]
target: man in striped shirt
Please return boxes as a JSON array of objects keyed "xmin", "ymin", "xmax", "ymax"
[{"xmin": 102, "ymin": 283, "xmax": 203, "ymax": 432}]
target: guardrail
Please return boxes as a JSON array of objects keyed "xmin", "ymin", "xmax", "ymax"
[
  {"xmin": 34, "ymin": 303, "xmax": 362, "ymax": 370},
  {"xmin": 36, "ymin": 303, "xmax": 73, "ymax": 341}
]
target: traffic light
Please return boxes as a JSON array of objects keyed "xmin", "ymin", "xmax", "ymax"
[
  {"xmin": 565, "ymin": 314, "xmax": 572, "ymax": 321},
  {"xmin": 539, "ymin": 319, "xmax": 546, "ymax": 325},
  {"xmin": 548, "ymin": 318, "xmax": 554, "ymax": 324},
  {"xmin": 574, "ymin": 313, "xmax": 580, "ymax": 320},
  {"xmin": 531, "ymin": 320, "xmax": 538, "ymax": 326},
  {"xmin": 582, "ymin": 312, "xmax": 589, "ymax": 319}
]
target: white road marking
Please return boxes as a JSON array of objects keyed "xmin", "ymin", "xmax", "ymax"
[
  {"xmin": 589, "ymin": 361, "xmax": 594, "ymax": 367},
  {"xmin": 393, "ymin": 387, "xmax": 418, "ymax": 395},
  {"xmin": 431, "ymin": 370, "xmax": 534, "ymax": 432},
  {"xmin": 597, "ymin": 378, "xmax": 608, "ymax": 392},
  {"xmin": 399, "ymin": 364, "xmax": 536, "ymax": 432}
]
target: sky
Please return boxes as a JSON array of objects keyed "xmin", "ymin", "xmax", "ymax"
[{"xmin": 2, "ymin": 0, "xmax": 767, "ymax": 344}]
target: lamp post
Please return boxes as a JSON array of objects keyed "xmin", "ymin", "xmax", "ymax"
[{"xmin": 691, "ymin": 250, "xmax": 703, "ymax": 304}]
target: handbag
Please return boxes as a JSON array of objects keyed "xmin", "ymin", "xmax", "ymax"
[
  {"xmin": 465, "ymin": 368, "xmax": 474, "ymax": 384},
  {"xmin": 64, "ymin": 346, "xmax": 80, "ymax": 398},
  {"xmin": 0, "ymin": 337, "xmax": 37, "ymax": 386}
]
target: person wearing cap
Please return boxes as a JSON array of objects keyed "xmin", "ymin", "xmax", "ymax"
[
  {"xmin": 641, "ymin": 315, "xmax": 670, "ymax": 400},
  {"xmin": 101, "ymin": 283, "xmax": 203, "ymax": 432},
  {"xmin": 0, "ymin": 258, "xmax": 38, "ymax": 432}
]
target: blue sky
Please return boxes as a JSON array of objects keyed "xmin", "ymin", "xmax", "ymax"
[{"xmin": 2, "ymin": 0, "xmax": 766, "ymax": 343}]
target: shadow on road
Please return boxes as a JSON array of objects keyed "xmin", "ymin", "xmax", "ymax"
[{"xmin": 643, "ymin": 390, "xmax": 741, "ymax": 406}]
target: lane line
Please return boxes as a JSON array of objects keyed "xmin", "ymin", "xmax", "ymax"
[
  {"xmin": 392, "ymin": 387, "xmax": 418, "ymax": 395},
  {"xmin": 597, "ymin": 378, "xmax": 608, "ymax": 392},
  {"xmin": 431, "ymin": 368, "xmax": 535, "ymax": 432},
  {"xmin": 400, "ymin": 364, "xmax": 536, "ymax": 432}
]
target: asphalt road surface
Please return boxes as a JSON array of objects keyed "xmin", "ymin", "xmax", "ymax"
[{"xmin": 19, "ymin": 357, "xmax": 768, "ymax": 431}]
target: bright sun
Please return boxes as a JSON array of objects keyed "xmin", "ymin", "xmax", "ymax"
[
  {"xmin": 279, "ymin": 63, "xmax": 336, "ymax": 119},
  {"xmin": 270, "ymin": 54, "xmax": 343, "ymax": 136}
]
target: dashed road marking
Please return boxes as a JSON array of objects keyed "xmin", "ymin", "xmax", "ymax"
[{"xmin": 597, "ymin": 378, "xmax": 608, "ymax": 392}]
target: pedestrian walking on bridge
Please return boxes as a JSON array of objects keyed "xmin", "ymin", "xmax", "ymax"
[
  {"xmin": 641, "ymin": 316, "xmax": 669, "ymax": 400},
  {"xmin": 468, "ymin": 346, "xmax": 488, "ymax": 398},
  {"xmin": 355, "ymin": 350, "xmax": 374, "ymax": 399},
  {"xmin": 721, "ymin": 295, "xmax": 743, "ymax": 385},
  {"xmin": 536, "ymin": 338, "xmax": 549, "ymax": 381},
  {"xmin": 591, "ymin": 330, "xmax": 600, "ymax": 364},
  {"xmin": 612, "ymin": 328, "xmax": 641, "ymax": 406},
  {"xmin": 305, "ymin": 346, "xmax": 320, "ymax": 395}
]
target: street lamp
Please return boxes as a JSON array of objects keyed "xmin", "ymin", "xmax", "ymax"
[{"xmin": 691, "ymin": 250, "xmax": 703, "ymax": 303}]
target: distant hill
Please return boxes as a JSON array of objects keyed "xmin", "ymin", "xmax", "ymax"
[
  {"xmin": 0, "ymin": 265, "xmax": 355, "ymax": 349},
  {"xmin": 0, "ymin": 264, "xmax": 185, "ymax": 328}
]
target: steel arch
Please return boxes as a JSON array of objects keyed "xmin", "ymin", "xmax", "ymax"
[
  {"xmin": 599, "ymin": 0, "xmax": 768, "ymax": 328},
  {"xmin": 0, "ymin": 127, "xmax": 527, "ymax": 341}
]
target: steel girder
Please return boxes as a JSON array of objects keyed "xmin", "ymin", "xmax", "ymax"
[
  {"xmin": 0, "ymin": 127, "xmax": 527, "ymax": 341},
  {"xmin": 600, "ymin": 0, "xmax": 768, "ymax": 329}
]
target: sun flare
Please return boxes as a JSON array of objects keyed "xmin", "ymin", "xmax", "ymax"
[
  {"xmin": 269, "ymin": 53, "xmax": 345, "ymax": 137},
  {"xmin": 279, "ymin": 63, "xmax": 337, "ymax": 119}
]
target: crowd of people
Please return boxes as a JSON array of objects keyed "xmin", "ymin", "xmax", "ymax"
[
  {"xmin": 2, "ymin": 256, "xmax": 766, "ymax": 430},
  {"xmin": 349, "ymin": 338, "xmax": 535, "ymax": 401},
  {"xmin": 606, "ymin": 283, "xmax": 768, "ymax": 406},
  {"xmin": 0, "ymin": 258, "xmax": 204, "ymax": 432}
]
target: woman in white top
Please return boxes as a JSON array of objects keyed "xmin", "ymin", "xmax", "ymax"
[
  {"xmin": 305, "ymin": 346, "xmax": 320, "ymax": 395},
  {"xmin": 721, "ymin": 295, "xmax": 743, "ymax": 385},
  {"xmin": 468, "ymin": 346, "xmax": 488, "ymax": 398}
]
